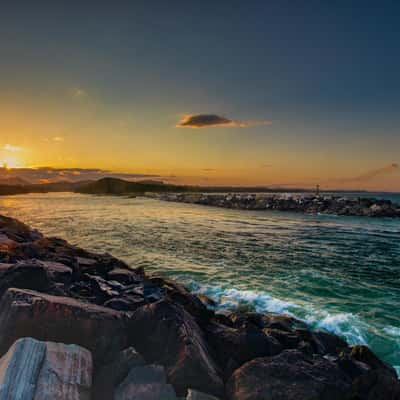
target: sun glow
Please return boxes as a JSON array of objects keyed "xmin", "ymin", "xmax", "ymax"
[{"xmin": 1, "ymin": 155, "xmax": 23, "ymax": 169}]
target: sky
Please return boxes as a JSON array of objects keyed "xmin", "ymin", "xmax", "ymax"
[{"xmin": 0, "ymin": 1, "xmax": 399, "ymax": 190}]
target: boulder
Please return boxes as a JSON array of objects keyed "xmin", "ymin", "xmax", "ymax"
[
  {"xmin": 34, "ymin": 341, "xmax": 92, "ymax": 400},
  {"xmin": 93, "ymin": 347, "xmax": 145, "ymax": 400},
  {"xmin": 0, "ymin": 261, "xmax": 50, "ymax": 297},
  {"xmin": 148, "ymin": 278, "xmax": 213, "ymax": 323},
  {"xmin": 127, "ymin": 300, "xmax": 224, "ymax": 397},
  {"xmin": 0, "ymin": 288, "xmax": 127, "ymax": 364},
  {"xmin": 350, "ymin": 368, "xmax": 400, "ymax": 400},
  {"xmin": 187, "ymin": 389, "xmax": 221, "ymax": 400},
  {"xmin": 115, "ymin": 364, "xmax": 177, "ymax": 400},
  {"xmin": 0, "ymin": 337, "xmax": 46, "ymax": 399},
  {"xmin": 0, "ymin": 337, "xmax": 92, "ymax": 400},
  {"xmin": 108, "ymin": 268, "xmax": 142, "ymax": 285},
  {"xmin": 206, "ymin": 321, "xmax": 282, "ymax": 376},
  {"xmin": 0, "ymin": 215, "xmax": 42, "ymax": 243},
  {"xmin": 337, "ymin": 345, "xmax": 400, "ymax": 399},
  {"xmin": 227, "ymin": 349, "xmax": 351, "ymax": 400}
]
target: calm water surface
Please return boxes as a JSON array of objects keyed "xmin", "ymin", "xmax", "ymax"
[{"xmin": 0, "ymin": 192, "xmax": 399, "ymax": 374}]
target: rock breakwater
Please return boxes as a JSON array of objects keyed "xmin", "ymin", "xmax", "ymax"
[
  {"xmin": 151, "ymin": 193, "xmax": 400, "ymax": 217},
  {"xmin": 0, "ymin": 214, "xmax": 398, "ymax": 399}
]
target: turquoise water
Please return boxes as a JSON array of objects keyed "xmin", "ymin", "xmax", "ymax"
[{"xmin": 0, "ymin": 192, "xmax": 399, "ymax": 374}]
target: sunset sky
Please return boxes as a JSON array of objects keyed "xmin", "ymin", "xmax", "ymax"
[{"xmin": 1, "ymin": 2, "xmax": 399, "ymax": 190}]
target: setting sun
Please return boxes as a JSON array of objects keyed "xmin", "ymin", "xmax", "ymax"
[{"xmin": 1, "ymin": 156, "xmax": 23, "ymax": 169}]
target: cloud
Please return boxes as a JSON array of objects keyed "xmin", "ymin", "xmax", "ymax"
[
  {"xmin": 0, "ymin": 167, "xmax": 160, "ymax": 184},
  {"xmin": 202, "ymin": 168, "xmax": 217, "ymax": 172},
  {"xmin": 329, "ymin": 163, "xmax": 399, "ymax": 184},
  {"xmin": 176, "ymin": 114, "xmax": 271, "ymax": 128},
  {"xmin": 52, "ymin": 136, "xmax": 65, "ymax": 142},
  {"xmin": 3, "ymin": 144, "xmax": 23, "ymax": 152}
]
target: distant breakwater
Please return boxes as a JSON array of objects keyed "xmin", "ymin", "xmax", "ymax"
[{"xmin": 150, "ymin": 193, "xmax": 400, "ymax": 217}]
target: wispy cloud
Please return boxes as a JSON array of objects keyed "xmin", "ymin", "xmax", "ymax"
[
  {"xmin": 52, "ymin": 136, "xmax": 65, "ymax": 142},
  {"xmin": 3, "ymin": 144, "xmax": 23, "ymax": 152},
  {"xmin": 176, "ymin": 114, "xmax": 271, "ymax": 128}
]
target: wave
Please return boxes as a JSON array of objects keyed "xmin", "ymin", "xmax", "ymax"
[{"xmin": 190, "ymin": 282, "xmax": 370, "ymax": 346}]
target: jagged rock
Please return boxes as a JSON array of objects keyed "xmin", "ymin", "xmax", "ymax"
[
  {"xmin": 108, "ymin": 268, "xmax": 142, "ymax": 285},
  {"xmin": 0, "ymin": 215, "xmax": 42, "ymax": 242},
  {"xmin": 39, "ymin": 260, "xmax": 73, "ymax": 283},
  {"xmin": 127, "ymin": 300, "xmax": 224, "ymax": 397},
  {"xmin": 186, "ymin": 389, "xmax": 221, "ymax": 400},
  {"xmin": 148, "ymin": 277, "xmax": 213, "ymax": 323},
  {"xmin": 0, "ymin": 337, "xmax": 92, "ymax": 400},
  {"xmin": 196, "ymin": 294, "xmax": 217, "ymax": 308},
  {"xmin": 347, "ymin": 345, "xmax": 397, "ymax": 377},
  {"xmin": 350, "ymin": 368, "xmax": 400, "ymax": 400},
  {"xmin": 227, "ymin": 350, "xmax": 351, "ymax": 400},
  {"xmin": 0, "ymin": 288, "xmax": 127, "ymax": 364},
  {"xmin": 93, "ymin": 347, "xmax": 145, "ymax": 400},
  {"xmin": 104, "ymin": 295, "xmax": 145, "ymax": 311},
  {"xmin": 336, "ymin": 345, "xmax": 400, "ymax": 400},
  {"xmin": 0, "ymin": 260, "xmax": 50, "ymax": 296},
  {"xmin": 206, "ymin": 321, "xmax": 282, "ymax": 377},
  {"xmin": 115, "ymin": 364, "xmax": 177, "ymax": 400}
]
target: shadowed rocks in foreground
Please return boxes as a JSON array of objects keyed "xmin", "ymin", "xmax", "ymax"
[{"xmin": 0, "ymin": 213, "xmax": 398, "ymax": 399}]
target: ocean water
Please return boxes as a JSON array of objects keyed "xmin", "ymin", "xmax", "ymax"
[{"xmin": 0, "ymin": 192, "xmax": 399, "ymax": 374}]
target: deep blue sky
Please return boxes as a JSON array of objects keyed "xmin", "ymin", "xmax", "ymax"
[{"xmin": 1, "ymin": 1, "xmax": 399, "ymax": 189}]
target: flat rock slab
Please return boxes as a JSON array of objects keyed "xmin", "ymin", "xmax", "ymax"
[
  {"xmin": 0, "ymin": 288, "xmax": 127, "ymax": 364},
  {"xmin": 0, "ymin": 337, "xmax": 92, "ymax": 400}
]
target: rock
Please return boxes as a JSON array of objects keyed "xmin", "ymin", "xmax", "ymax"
[
  {"xmin": 127, "ymin": 300, "xmax": 224, "ymax": 397},
  {"xmin": 0, "ymin": 288, "xmax": 127, "ymax": 364},
  {"xmin": 115, "ymin": 364, "xmax": 177, "ymax": 400},
  {"xmin": 186, "ymin": 389, "xmax": 221, "ymax": 400},
  {"xmin": 0, "ymin": 337, "xmax": 46, "ymax": 399},
  {"xmin": 336, "ymin": 345, "xmax": 400, "ymax": 399},
  {"xmin": 312, "ymin": 330, "xmax": 348, "ymax": 355},
  {"xmin": 108, "ymin": 268, "xmax": 142, "ymax": 285},
  {"xmin": 83, "ymin": 273, "xmax": 121, "ymax": 302},
  {"xmin": 197, "ymin": 294, "xmax": 217, "ymax": 308},
  {"xmin": 227, "ymin": 350, "xmax": 351, "ymax": 400},
  {"xmin": 0, "ymin": 215, "xmax": 42, "ymax": 242},
  {"xmin": 0, "ymin": 337, "xmax": 92, "ymax": 400},
  {"xmin": 206, "ymin": 321, "xmax": 282, "ymax": 376},
  {"xmin": 103, "ymin": 295, "xmax": 145, "ymax": 311},
  {"xmin": 148, "ymin": 278, "xmax": 213, "ymax": 323},
  {"xmin": 39, "ymin": 260, "xmax": 73, "ymax": 283},
  {"xmin": 347, "ymin": 345, "xmax": 397, "ymax": 377},
  {"xmin": 0, "ymin": 260, "xmax": 50, "ymax": 297},
  {"xmin": 93, "ymin": 347, "xmax": 146, "ymax": 400},
  {"xmin": 34, "ymin": 341, "xmax": 92, "ymax": 400},
  {"xmin": 350, "ymin": 368, "xmax": 400, "ymax": 400}
]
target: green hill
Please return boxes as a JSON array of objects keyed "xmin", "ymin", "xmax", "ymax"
[{"xmin": 75, "ymin": 177, "xmax": 188, "ymax": 195}]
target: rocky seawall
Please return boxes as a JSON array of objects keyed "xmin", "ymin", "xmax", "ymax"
[
  {"xmin": 151, "ymin": 193, "xmax": 400, "ymax": 217},
  {"xmin": 0, "ymin": 214, "xmax": 399, "ymax": 400}
]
